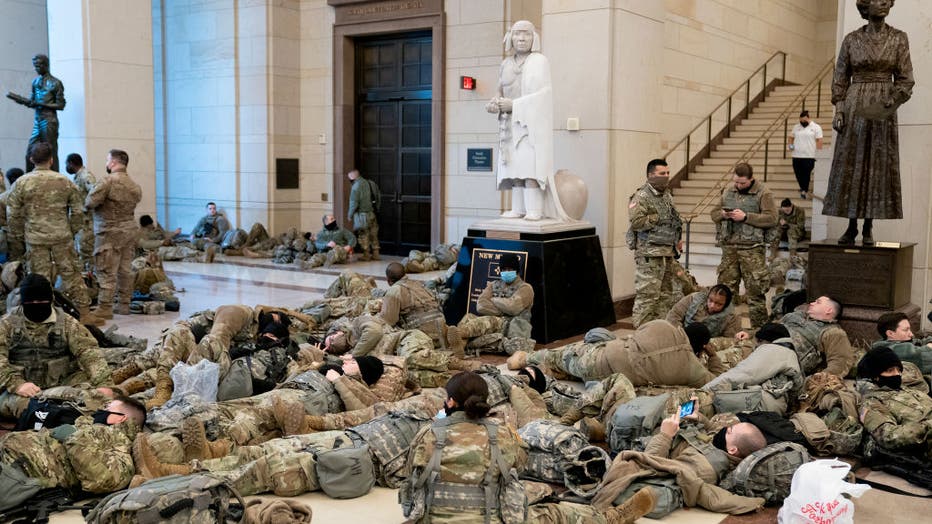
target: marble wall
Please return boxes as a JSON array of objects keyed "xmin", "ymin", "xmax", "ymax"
[{"xmin": 0, "ymin": 0, "xmax": 48, "ymax": 178}]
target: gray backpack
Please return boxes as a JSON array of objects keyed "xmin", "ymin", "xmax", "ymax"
[
  {"xmin": 216, "ymin": 358, "xmax": 253, "ymax": 401},
  {"xmin": 220, "ymin": 228, "xmax": 248, "ymax": 250},
  {"xmin": 0, "ymin": 462, "xmax": 42, "ymax": 512},
  {"xmin": 85, "ymin": 474, "xmax": 244, "ymax": 523},
  {"xmin": 312, "ymin": 444, "xmax": 375, "ymax": 499},
  {"xmin": 347, "ymin": 411, "xmax": 430, "ymax": 488},
  {"xmin": 279, "ymin": 370, "xmax": 344, "ymax": 415},
  {"xmin": 518, "ymin": 420, "xmax": 588, "ymax": 484},
  {"xmin": 720, "ymin": 442, "xmax": 810, "ymax": 505},
  {"xmin": 614, "ymin": 476, "xmax": 684, "ymax": 519},
  {"xmin": 546, "ymin": 382, "xmax": 582, "ymax": 416},
  {"xmin": 608, "ymin": 393, "xmax": 671, "ymax": 453}
]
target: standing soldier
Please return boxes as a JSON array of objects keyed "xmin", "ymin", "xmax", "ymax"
[
  {"xmin": 347, "ymin": 169, "xmax": 380, "ymax": 261},
  {"xmin": 65, "ymin": 153, "xmax": 97, "ymax": 270},
  {"xmin": 7, "ymin": 142, "xmax": 103, "ymax": 325},
  {"xmin": 85, "ymin": 149, "xmax": 142, "ymax": 318},
  {"xmin": 711, "ymin": 162, "xmax": 778, "ymax": 328},
  {"xmin": 627, "ymin": 159, "xmax": 683, "ymax": 327}
]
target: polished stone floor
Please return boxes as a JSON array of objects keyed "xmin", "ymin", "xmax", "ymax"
[{"xmin": 47, "ymin": 255, "xmax": 924, "ymax": 523}]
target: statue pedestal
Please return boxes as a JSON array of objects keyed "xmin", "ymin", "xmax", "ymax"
[
  {"xmin": 443, "ymin": 220, "xmax": 616, "ymax": 344},
  {"xmin": 807, "ymin": 240, "xmax": 920, "ymax": 345}
]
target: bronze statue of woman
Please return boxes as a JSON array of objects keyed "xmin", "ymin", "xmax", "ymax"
[{"xmin": 823, "ymin": 0, "xmax": 913, "ymax": 245}]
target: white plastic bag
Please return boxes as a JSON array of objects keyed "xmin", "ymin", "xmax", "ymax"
[
  {"xmin": 169, "ymin": 359, "xmax": 220, "ymax": 404},
  {"xmin": 777, "ymin": 459, "xmax": 870, "ymax": 524}
]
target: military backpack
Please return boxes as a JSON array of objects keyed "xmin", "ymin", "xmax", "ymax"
[
  {"xmin": 608, "ymin": 393, "xmax": 670, "ymax": 453},
  {"xmin": 347, "ymin": 411, "xmax": 430, "ymax": 488},
  {"xmin": 0, "ymin": 462, "xmax": 42, "ymax": 512},
  {"xmin": 311, "ymin": 444, "xmax": 376, "ymax": 499},
  {"xmin": 719, "ymin": 441, "xmax": 810, "ymax": 505},
  {"xmin": 220, "ymin": 228, "xmax": 247, "ymax": 250},
  {"xmin": 279, "ymin": 369, "xmax": 344, "ymax": 415},
  {"xmin": 518, "ymin": 420, "xmax": 588, "ymax": 484},
  {"xmin": 85, "ymin": 474, "xmax": 244, "ymax": 524}
]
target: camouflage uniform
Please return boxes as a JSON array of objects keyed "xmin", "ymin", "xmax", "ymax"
[
  {"xmin": 666, "ymin": 291, "xmax": 743, "ymax": 338},
  {"xmin": 0, "ymin": 185, "xmax": 25, "ymax": 261},
  {"xmin": 137, "ymin": 221, "xmax": 175, "ymax": 254},
  {"xmin": 7, "ymin": 168, "xmax": 92, "ymax": 308},
  {"xmin": 403, "ymin": 411, "xmax": 527, "ymax": 522},
  {"xmin": 0, "ymin": 416, "xmax": 136, "ymax": 493},
  {"xmin": 628, "ymin": 182, "xmax": 683, "ymax": 327},
  {"xmin": 0, "ymin": 305, "xmax": 110, "ymax": 418},
  {"xmin": 859, "ymin": 375, "xmax": 932, "ymax": 459},
  {"xmin": 303, "ymin": 388, "xmax": 446, "ymax": 432},
  {"xmin": 347, "ymin": 176, "xmax": 380, "ymax": 258},
  {"xmin": 314, "ymin": 224, "xmax": 356, "ymax": 254},
  {"xmin": 72, "ymin": 166, "xmax": 97, "ymax": 269},
  {"xmin": 711, "ymin": 179, "xmax": 778, "ymax": 328},
  {"xmin": 403, "ymin": 243, "xmax": 459, "ymax": 273},
  {"xmin": 772, "ymin": 205, "xmax": 806, "ymax": 258},
  {"xmin": 381, "ymin": 276, "xmax": 447, "ymax": 347},
  {"xmin": 190, "ymin": 212, "xmax": 231, "ymax": 250},
  {"xmin": 85, "ymin": 167, "xmax": 142, "ymax": 312},
  {"xmin": 781, "ymin": 310, "xmax": 855, "ymax": 377},
  {"xmin": 871, "ymin": 338, "xmax": 932, "ymax": 378},
  {"xmin": 457, "ymin": 276, "xmax": 534, "ymax": 351},
  {"xmin": 325, "ymin": 270, "xmax": 376, "ymax": 299}
]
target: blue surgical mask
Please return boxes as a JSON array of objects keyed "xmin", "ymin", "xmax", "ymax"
[
  {"xmin": 500, "ymin": 270, "xmax": 517, "ymax": 284},
  {"xmin": 435, "ymin": 408, "xmax": 446, "ymax": 420}
]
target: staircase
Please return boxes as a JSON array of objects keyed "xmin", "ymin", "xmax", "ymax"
[{"xmin": 674, "ymin": 82, "xmax": 834, "ymax": 284}]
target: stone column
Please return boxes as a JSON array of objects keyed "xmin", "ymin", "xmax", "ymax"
[
  {"xmin": 817, "ymin": 0, "xmax": 932, "ymax": 327},
  {"xmin": 543, "ymin": 1, "xmax": 664, "ymax": 299},
  {"xmin": 48, "ymin": 0, "xmax": 156, "ymax": 217}
]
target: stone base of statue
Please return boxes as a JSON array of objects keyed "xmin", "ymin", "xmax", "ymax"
[
  {"xmin": 807, "ymin": 240, "xmax": 919, "ymax": 344},
  {"xmin": 444, "ymin": 219, "xmax": 616, "ymax": 344}
]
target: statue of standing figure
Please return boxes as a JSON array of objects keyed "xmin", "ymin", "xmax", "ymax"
[
  {"xmin": 823, "ymin": 0, "xmax": 913, "ymax": 245},
  {"xmin": 6, "ymin": 54, "xmax": 66, "ymax": 173},
  {"xmin": 486, "ymin": 21, "xmax": 569, "ymax": 222}
]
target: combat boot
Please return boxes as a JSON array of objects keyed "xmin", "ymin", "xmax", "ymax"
[
  {"xmin": 371, "ymin": 248, "xmax": 381, "ymax": 261},
  {"xmin": 358, "ymin": 252, "xmax": 371, "ymax": 262},
  {"xmin": 115, "ymin": 302, "xmax": 131, "ymax": 315},
  {"xmin": 303, "ymin": 415, "xmax": 328, "ymax": 431},
  {"xmin": 446, "ymin": 326, "xmax": 466, "ymax": 358},
  {"xmin": 272, "ymin": 397, "xmax": 307, "ymax": 436},
  {"xmin": 577, "ymin": 417, "xmax": 607, "ymax": 442},
  {"xmin": 146, "ymin": 372, "xmax": 174, "ymax": 409},
  {"xmin": 605, "ymin": 487, "xmax": 656, "ymax": 524},
  {"xmin": 95, "ymin": 303, "xmax": 114, "ymax": 320},
  {"xmin": 559, "ymin": 408, "xmax": 584, "ymax": 426},
  {"xmin": 111, "ymin": 361, "xmax": 142, "ymax": 385},
  {"xmin": 118, "ymin": 375, "xmax": 152, "ymax": 395},
  {"xmin": 183, "ymin": 418, "xmax": 232, "ymax": 461},
  {"xmin": 134, "ymin": 434, "xmax": 193, "ymax": 479},
  {"xmin": 78, "ymin": 306, "xmax": 106, "ymax": 326},
  {"xmin": 506, "ymin": 350, "xmax": 528, "ymax": 370}
]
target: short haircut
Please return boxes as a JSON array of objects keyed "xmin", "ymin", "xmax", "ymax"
[
  {"xmin": 28, "ymin": 142, "xmax": 53, "ymax": 165},
  {"xmin": 824, "ymin": 296, "xmax": 842, "ymax": 320},
  {"xmin": 385, "ymin": 261, "xmax": 405, "ymax": 283},
  {"xmin": 32, "ymin": 54, "xmax": 49, "ymax": 64},
  {"xmin": 646, "ymin": 158, "xmax": 668, "ymax": 176},
  {"xmin": 113, "ymin": 395, "xmax": 147, "ymax": 428},
  {"xmin": 6, "ymin": 168, "xmax": 25, "ymax": 186},
  {"xmin": 321, "ymin": 214, "xmax": 332, "ymax": 225},
  {"xmin": 139, "ymin": 215, "xmax": 154, "ymax": 227},
  {"xmin": 734, "ymin": 162, "xmax": 753, "ymax": 179},
  {"xmin": 877, "ymin": 311, "xmax": 909, "ymax": 338},
  {"xmin": 734, "ymin": 423, "xmax": 767, "ymax": 458},
  {"xmin": 799, "ymin": 110, "xmax": 810, "ymax": 118},
  {"xmin": 780, "ymin": 198, "xmax": 792, "ymax": 208},
  {"xmin": 66, "ymin": 153, "xmax": 83, "ymax": 166},
  {"xmin": 707, "ymin": 284, "xmax": 733, "ymax": 309},
  {"xmin": 109, "ymin": 149, "xmax": 129, "ymax": 166},
  {"xmin": 206, "ymin": 202, "xmax": 216, "ymax": 208}
]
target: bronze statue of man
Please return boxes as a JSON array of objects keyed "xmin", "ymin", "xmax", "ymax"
[
  {"xmin": 6, "ymin": 54, "xmax": 66, "ymax": 173},
  {"xmin": 823, "ymin": 0, "xmax": 913, "ymax": 245}
]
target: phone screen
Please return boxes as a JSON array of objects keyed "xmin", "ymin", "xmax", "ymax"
[{"xmin": 679, "ymin": 400, "xmax": 695, "ymax": 417}]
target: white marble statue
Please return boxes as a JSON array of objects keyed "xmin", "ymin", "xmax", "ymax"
[{"xmin": 486, "ymin": 20, "xmax": 570, "ymax": 222}]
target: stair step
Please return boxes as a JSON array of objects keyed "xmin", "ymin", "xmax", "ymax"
[{"xmin": 679, "ymin": 180, "xmax": 805, "ymax": 190}]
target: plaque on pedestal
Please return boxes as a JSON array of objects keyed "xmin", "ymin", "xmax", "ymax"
[
  {"xmin": 444, "ymin": 219, "xmax": 615, "ymax": 343},
  {"xmin": 807, "ymin": 240, "xmax": 918, "ymax": 346}
]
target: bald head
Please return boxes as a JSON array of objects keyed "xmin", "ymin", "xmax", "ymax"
[
  {"xmin": 727, "ymin": 422, "xmax": 767, "ymax": 458},
  {"xmin": 386, "ymin": 262, "xmax": 405, "ymax": 285}
]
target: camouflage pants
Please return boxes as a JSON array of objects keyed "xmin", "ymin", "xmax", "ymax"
[
  {"xmin": 528, "ymin": 502, "xmax": 615, "ymax": 524},
  {"xmin": 245, "ymin": 223, "xmax": 270, "ymax": 247},
  {"xmin": 403, "ymin": 251, "xmax": 441, "ymax": 273},
  {"xmin": 157, "ymin": 244, "xmax": 201, "ymax": 261},
  {"xmin": 312, "ymin": 389, "xmax": 446, "ymax": 431},
  {"xmin": 201, "ymin": 431, "xmax": 352, "ymax": 497},
  {"xmin": 193, "ymin": 238, "xmax": 220, "ymax": 251},
  {"xmin": 632, "ymin": 255, "xmax": 675, "ymax": 328},
  {"xmin": 95, "ymin": 231, "xmax": 137, "ymax": 307},
  {"xmin": 187, "ymin": 305, "xmax": 254, "ymax": 376},
  {"xmin": 354, "ymin": 213, "xmax": 380, "ymax": 255},
  {"xmin": 457, "ymin": 313, "xmax": 505, "ymax": 339},
  {"xmin": 526, "ymin": 342, "xmax": 608, "ymax": 381},
  {"xmin": 0, "ymin": 430, "xmax": 78, "ymax": 489},
  {"xmin": 303, "ymin": 248, "xmax": 348, "ymax": 269},
  {"xmin": 324, "ymin": 270, "xmax": 374, "ymax": 299},
  {"xmin": 717, "ymin": 246, "xmax": 769, "ymax": 328},
  {"xmin": 25, "ymin": 242, "xmax": 90, "ymax": 307},
  {"xmin": 75, "ymin": 220, "xmax": 95, "ymax": 270},
  {"xmin": 396, "ymin": 329, "xmax": 454, "ymax": 387}
]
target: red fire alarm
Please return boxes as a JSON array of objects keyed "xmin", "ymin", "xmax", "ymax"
[{"xmin": 460, "ymin": 76, "xmax": 476, "ymax": 90}]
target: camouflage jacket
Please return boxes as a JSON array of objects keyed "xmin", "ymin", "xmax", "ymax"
[
  {"xmin": 782, "ymin": 311, "xmax": 854, "ymax": 377},
  {"xmin": 314, "ymin": 225, "xmax": 356, "ymax": 252},
  {"xmin": 191, "ymin": 213, "xmax": 231, "ymax": 243},
  {"xmin": 667, "ymin": 291, "xmax": 742, "ymax": 338},
  {"xmin": 858, "ymin": 373, "xmax": 932, "ymax": 454},
  {"xmin": 0, "ymin": 306, "xmax": 110, "ymax": 392},
  {"xmin": 343, "ymin": 315, "xmax": 386, "ymax": 357},
  {"xmin": 628, "ymin": 183, "xmax": 682, "ymax": 257},
  {"xmin": 380, "ymin": 277, "xmax": 442, "ymax": 329},
  {"xmin": 85, "ymin": 168, "xmax": 142, "ymax": 237},
  {"xmin": 62, "ymin": 416, "xmax": 137, "ymax": 493},
  {"xmin": 72, "ymin": 167, "xmax": 97, "ymax": 204},
  {"xmin": 137, "ymin": 222, "xmax": 174, "ymax": 251},
  {"xmin": 7, "ymin": 168, "xmax": 84, "ymax": 244},
  {"xmin": 710, "ymin": 179, "xmax": 778, "ymax": 247},
  {"xmin": 476, "ymin": 277, "xmax": 534, "ymax": 321},
  {"xmin": 778, "ymin": 205, "xmax": 806, "ymax": 236}
]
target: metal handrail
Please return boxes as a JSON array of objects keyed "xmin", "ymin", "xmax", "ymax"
[
  {"xmin": 679, "ymin": 58, "xmax": 835, "ymax": 268},
  {"xmin": 663, "ymin": 51, "xmax": 787, "ymax": 180}
]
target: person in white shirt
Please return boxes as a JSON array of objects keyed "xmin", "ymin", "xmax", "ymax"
[{"xmin": 787, "ymin": 110, "xmax": 823, "ymax": 199}]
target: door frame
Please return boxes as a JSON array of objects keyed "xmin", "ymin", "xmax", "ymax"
[{"xmin": 331, "ymin": 1, "xmax": 445, "ymax": 248}]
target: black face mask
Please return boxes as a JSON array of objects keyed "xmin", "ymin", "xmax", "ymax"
[
  {"xmin": 22, "ymin": 302, "xmax": 52, "ymax": 323},
  {"xmin": 712, "ymin": 426, "xmax": 728, "ymax": 451},
  {"xmin": 66, "ymin": 166, "xmax": 76, "ymax": 175},
  {"xmin": 444, "ymin": 402, "xmax": 460, "ymax": 417},
  {"xmin": 256, "ymin": 334, "xmax": 285, "ymax": 350},
  {"xmin": 92, "ymin": 410, "xmax": 118, "ymax": 425},
  {"xmin": 799, "ymin": 120, "xmax": 810, "ymax": 127},
  {"xmin": 325, "ymin": 221, "xmax": 338, "ymax": 231},
  {"xmin": 106, "ymin": 167, "xmax": 112, "ymax": 174},
  {"xmin": 876, "ymin": 375, "xmax": 902, "ymax": 390},
  {"xmin": 737, "ymin": 184, "xmax": 752, "ymax": 195}
]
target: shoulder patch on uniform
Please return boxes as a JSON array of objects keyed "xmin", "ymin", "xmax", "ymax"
[{"xmin": 629, "ymin": 199, "xmax": 638, "ymax": 209}]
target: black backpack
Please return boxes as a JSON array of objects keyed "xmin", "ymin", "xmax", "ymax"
[{"xmin": 15, "ymin": 398, "xmax": 82, "ymax": 431}]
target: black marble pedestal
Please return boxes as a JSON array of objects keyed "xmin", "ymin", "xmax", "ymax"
[{"xmin": 444, "ymin": 225, "xmax": 616, "ymax": 344}]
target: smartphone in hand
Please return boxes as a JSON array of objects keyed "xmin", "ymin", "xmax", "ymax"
[{"xmin": 679, "ymin": 400, "xmax": 696, "ymax": 417}]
